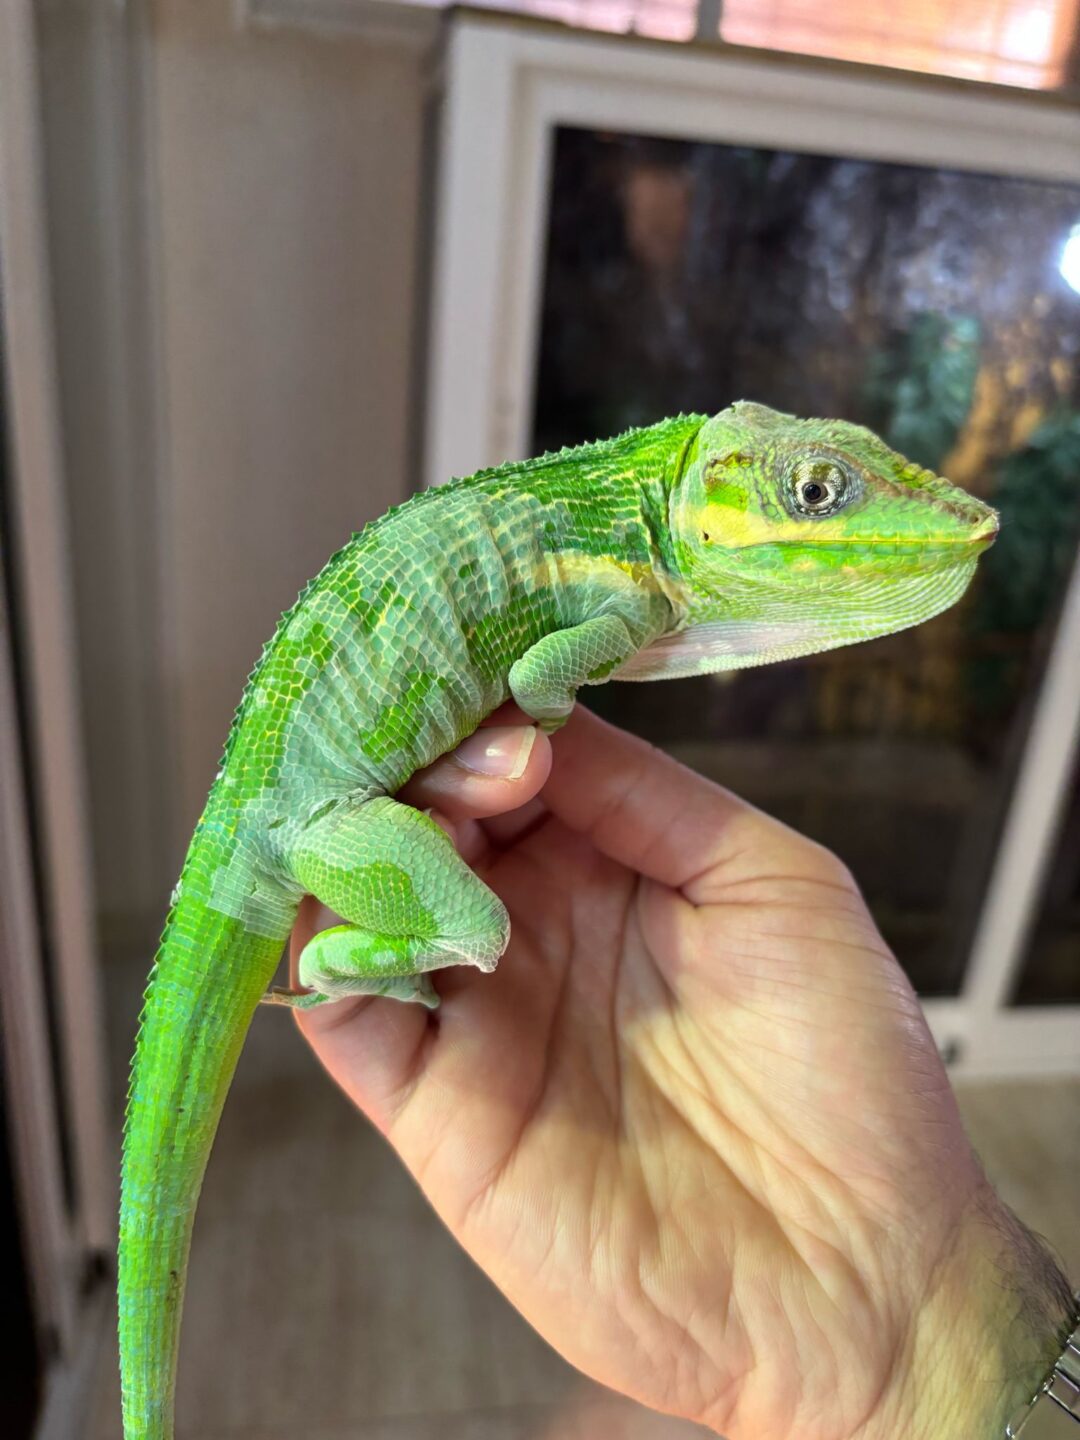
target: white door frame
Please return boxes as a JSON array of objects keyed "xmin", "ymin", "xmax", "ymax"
[
  {"xmin": 0, "ymin": 3, "xmax": 115, "ymax": 1427},
  {"xmin": 425, "ymin": 14, "xmax": 1080, "ymax": 1078},
  {"xmin": 0, "ymin": 0, "xmax": 113, "ymax": 1258}
]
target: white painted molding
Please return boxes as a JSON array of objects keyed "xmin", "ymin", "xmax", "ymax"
[
  {"xmin": 924, "ymin": 1001, "xmax": 1080, "ymax": 1079},
  {"xmin": 33, "ymin": 0, "xmax": 183, "ymax": 941},
  {"xmin": 0, "ymin": 0, "xmax": 113, "ymax": 1255},
  {"xmin": 962, "ymin": 543, "xmax": 1080, "ymax": 1024},
  {"xmin": 0, "ymin": 559, "xmax": 78, "ymax": 1358},
  {"xmin": 0, "ymin": 0, "xmax": 111, "ymax": 1350},
  {"xmin": 238, "ymin": 0, "xmax": 441, "ymax": 50}
]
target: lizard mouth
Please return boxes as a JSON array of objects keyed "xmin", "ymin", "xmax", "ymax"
[
  {"xmin": 967, "ymin": 511, "xmax": 1000, "ymax": 551},
  {"xmin": 767, "ymin": 507, "xmax": 1000, "ymax": 560},
  {"xmin": 772, "ymin": 531, "xmax": 996, "ymax": 561}
]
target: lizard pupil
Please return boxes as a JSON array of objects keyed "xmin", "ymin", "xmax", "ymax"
[{"xmin": 788, "ymin": 460, "xmax": 850, "ymax": 517}]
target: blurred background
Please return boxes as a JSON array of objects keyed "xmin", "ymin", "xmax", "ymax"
[{"xmin": 1, "ymin": 2, "xmax": 1078, "ymax": 1436}]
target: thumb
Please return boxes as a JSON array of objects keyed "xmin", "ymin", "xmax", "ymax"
[{"xmin": 398, "ymin": 721, "xmax": 552, "ymax": 822}]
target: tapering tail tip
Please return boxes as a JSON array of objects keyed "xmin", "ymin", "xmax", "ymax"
[{"xmin": 118, "ymin": 898, "xmax": 291, "ymax": 1440}]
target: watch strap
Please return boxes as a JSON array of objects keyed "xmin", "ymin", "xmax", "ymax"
[{"xmin": 1007, "ymin": 1305, "xmax": 1080, "ymax": 1438}]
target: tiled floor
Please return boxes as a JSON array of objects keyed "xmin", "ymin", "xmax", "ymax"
[
  {"xmin": 92, "ymin": 961, "xmax": 711, "ymax": 1440},
  {"xmin": 92, "ymin": 955, "xmax": 1078, "ymax": 1439},
  {"xmin": 953, "ymin": 1078, "xmax": 1079, "ymax": 1280}
]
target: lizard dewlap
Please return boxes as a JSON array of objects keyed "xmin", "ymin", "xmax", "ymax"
[{"xmin": 118, "ymin": 401, "xmax": 997, "ymax": 1439}]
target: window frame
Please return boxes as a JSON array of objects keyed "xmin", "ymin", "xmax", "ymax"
[{"xmin": 424, "ymin": 11, "xmax": 1080, "ymax": 1078}]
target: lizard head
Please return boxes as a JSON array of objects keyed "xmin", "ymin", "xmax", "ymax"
[{"xmin": 667, "ymin": 401, "xmax": 998, "ymax": 664}]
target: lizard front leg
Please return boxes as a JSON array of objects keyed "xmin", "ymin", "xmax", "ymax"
[
  {"xmin": 509, "ymin": 613, "xmax": 638, "ymax": 731},
  {"xmin": 265, "ymin": 794, "xmax": 509, "ymax": 1009}
]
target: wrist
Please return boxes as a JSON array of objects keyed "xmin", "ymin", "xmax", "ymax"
[{"xmin": 864, "ymin": 1184, "xmax": 1074, "ymax": 1440}]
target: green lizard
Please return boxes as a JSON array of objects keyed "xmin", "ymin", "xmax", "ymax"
[{"xmin": 119, "ymin": 401, "xmax": 997, "ymax": 1439}]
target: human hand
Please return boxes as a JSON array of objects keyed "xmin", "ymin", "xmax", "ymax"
[{"xmin": 294, "ymin": 706, "xmax": 1071, "ymax": 1439}]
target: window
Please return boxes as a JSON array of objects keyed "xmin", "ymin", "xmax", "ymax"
[
  {"xmin": 721, "ymin": 0, "xmax": 1080, "ymax": 89},
  {"xmin": 422, "ymin": 0, "xmax": 1080, "ymax": 88},
  {"xmin": 532, "ymin": 126, "xmax": 1080, "ymax": 995}
]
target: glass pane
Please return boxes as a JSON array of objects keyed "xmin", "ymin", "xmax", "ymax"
[
  {"xmin": 533, "ymin": 126, "xmax": 1080, "ymax": 996},
  {"xmin": 1014, "ymin": 736, "xmax": 1080, "ymax": 1003}
]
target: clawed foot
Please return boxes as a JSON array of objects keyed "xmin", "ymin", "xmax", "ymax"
[{"xmin": 260, "ymin": 986, "xmax": 333, "ymax": 1010}]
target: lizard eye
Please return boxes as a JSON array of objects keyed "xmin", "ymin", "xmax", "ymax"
[{"xmin": 788, "ymin": 459, "xmax": 852, "ymax": 517}]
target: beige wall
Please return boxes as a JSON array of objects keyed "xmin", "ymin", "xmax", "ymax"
[{"xmin": 38, "ymin": 0, "xmax": 433, "ymax": 950}]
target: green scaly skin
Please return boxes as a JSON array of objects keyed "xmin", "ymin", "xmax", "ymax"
[{"xmin": 118, "ymin": 401, "xmax": 998, "ymax": 1439}]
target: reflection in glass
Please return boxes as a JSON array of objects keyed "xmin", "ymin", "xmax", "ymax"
[{"xmin": 533, "ymin": 127, "xmax": 1080, "ymax": 996}]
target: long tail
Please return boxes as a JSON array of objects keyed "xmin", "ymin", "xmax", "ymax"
[{"xmin": 119, "ymin": 825, "xmax": 295, "ymax": 1440}]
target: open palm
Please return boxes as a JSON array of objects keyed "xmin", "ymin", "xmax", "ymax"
[{"xmin": 296, "ymin": 707, "xmax": 1006, "ymax": 1439}]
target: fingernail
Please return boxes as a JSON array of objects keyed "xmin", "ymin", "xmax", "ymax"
[{"xmin": 454, "ymin": 725, "xmax": 536, "ymax": 780}]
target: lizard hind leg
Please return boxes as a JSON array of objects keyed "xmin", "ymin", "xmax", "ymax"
[{"xmin": 272, "ymin": 794, "xmax": 509, "ymax": 1010}]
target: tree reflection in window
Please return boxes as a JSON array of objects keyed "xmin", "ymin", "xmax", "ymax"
[{"xmin": 533, "ymin": 128, "xmax": 1080, "ymax": 996}]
